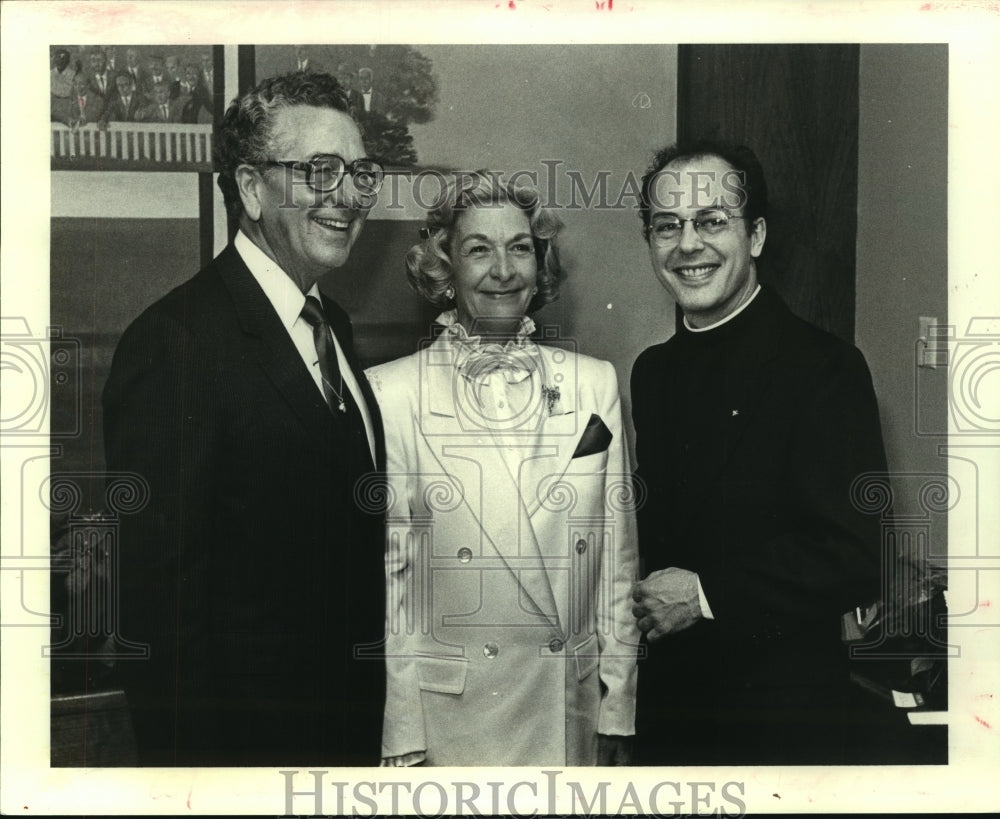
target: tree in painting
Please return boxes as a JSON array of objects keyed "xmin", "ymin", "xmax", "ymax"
[{"xmin": 279, "ymin": 44, "xmax": 439, "ymax": 166}]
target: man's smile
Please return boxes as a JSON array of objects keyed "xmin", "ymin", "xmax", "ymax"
[
  {"xmin": 311, "ymin": 215, "xmax": 353, "ymax": 232},
  {"xmin": 670, "ymin": 263, "xmax": 720, "ymax": 282}
]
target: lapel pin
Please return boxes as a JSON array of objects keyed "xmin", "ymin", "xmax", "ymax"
[
  {"xmin": 542, "ymin": 385, "xmax": 562, "ymax": 416},
  {"xmin": 731, "ymin": 409, "xmax": 740, "ymax": 417}
]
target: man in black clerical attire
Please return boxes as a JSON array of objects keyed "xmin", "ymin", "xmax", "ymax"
[
  {"xmin": 104, "ymin": 72, "xmax": 387, "ymax": 765},
  {"xmin": 629, "ymin": 141, "xmax": 887, "ymax": 765}
]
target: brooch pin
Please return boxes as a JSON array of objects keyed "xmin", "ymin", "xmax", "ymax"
[{"xmin": 542, "ymin": 385, "xmax": 562, "ymax": 416}]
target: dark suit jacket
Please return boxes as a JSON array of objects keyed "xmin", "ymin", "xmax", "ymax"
[
  {"xmin": 359, "ymin": 89, "xmax": 386, "ymax": 115},
  {"xmin": 122, "ymin": 65, "xmax": 147, "ymax": 91},
  {"xmin": 87, "ymin": 70, "xmax": 114, "ymax": 99},
  {"xmin": 141, "ymin": 74, "xmax": 180, "ymax": 100},
  {"xmin": 103, "ymin": 244, "xmax": 387, "ymax": 766},
  {"xmin": 100, "ymin": 92, "xmax": 147, "ymax": 124},
  {"xmin": 179, "ymin": 82, "xmax": 212, "ymax": 124},
  {"xmin": 347, "ymin": 89, "xmax": 365, "ymax": 116},
  {"xmin": 135, "ymin": 98, "xmax": 184, "ymax": 124},
  {"xmin": 630, "ymin": 285, "xmax": 887, "ymax": 765},
  {"xmin": 293, "ymin": 59, "xmax": 324, "ymax": 75}
]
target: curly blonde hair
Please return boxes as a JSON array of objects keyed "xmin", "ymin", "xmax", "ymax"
[{"xmin": 405, "ymin": 172, "xmax": 565, "ymax": 313}]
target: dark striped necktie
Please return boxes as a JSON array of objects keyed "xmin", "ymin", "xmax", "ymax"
[{"xmin": 300, "ymin": 296, "xmax": 373, "ymax": 472}]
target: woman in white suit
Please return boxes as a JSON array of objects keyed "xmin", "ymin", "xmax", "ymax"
[{"xmin": 367, "ymin": 174, "xmax": 639, "ymax": 766}]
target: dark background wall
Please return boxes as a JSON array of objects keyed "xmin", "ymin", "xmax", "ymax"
[{"xmin": 677, "ymin": 44, "xmax": 860, "ymax": 341}]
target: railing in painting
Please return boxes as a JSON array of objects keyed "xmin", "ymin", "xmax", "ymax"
[{"xmin": 51, "ymin": 122, "xmax": 214, "ymax": 171}]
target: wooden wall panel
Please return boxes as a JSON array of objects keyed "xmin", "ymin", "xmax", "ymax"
[{"xmin": 677, "ymin": 44, "xmax": 860, "ymax": 341}]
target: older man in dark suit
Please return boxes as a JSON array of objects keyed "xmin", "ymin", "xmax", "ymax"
[
  {"xmin": 104, "ymin": 72, "xmax": 387, "ymax": 766},
  {"xmin": 99, "ymin": 72, "xmax": 146, "ymax": 125},
  {"xmin": 86, "ymin": 47, "xmax": 114, "ymax": 100},
  {"xmin": 356, "ymin": 67, "xmax": 385, "ymax": 115},
  {"xmin": 630, "ymin": 140, "xmax": 888, "ymax": 765},
  {"xmin": 122, "ymin": 47, "xmax": 146, "ymax": 91},
  {"xmin": 135, "ymin": 80, "xmax": 183, "ymax": 123},
  {"xmin": 141, "ymin": 53, "xmax": 178, "ymax": 100}
]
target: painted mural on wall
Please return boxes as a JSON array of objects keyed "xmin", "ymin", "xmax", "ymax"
[
  {"xmin": 256, "ymin": 44, "xmax": 440, "ymax": 166},
  {"xmin": 49, "ymin": 45, "xmax": 220, "ymax": 171}
]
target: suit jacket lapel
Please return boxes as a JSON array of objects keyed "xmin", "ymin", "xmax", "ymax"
[
  {"xmin": 324, "ymin": 294, "xmax": 385, "ymax": 473},
  {"xmin": 419, "ymin": 335, "xmax": 560, "ymax": 627},
  {"xmin": 351, "ymin": 355, "xmax": 385, "ymax": 473},
  {"xmin": 520, "ymin": 345, "xmax": 582, "ymax": 518},
  {"xmin": 216, "ymin": 245, "xmax": 332, "ymax": 435}
]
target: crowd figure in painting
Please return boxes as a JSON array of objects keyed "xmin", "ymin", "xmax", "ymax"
[
  {"xmin": 50, "ymin": 46, "xmax": 214, "ymax": 128},
  {"xmin": 49, "ymin": 44, "xmax": 389, "ymax": 130},
  {"xmin": 293, "ymin": 45, "xmax": 384, "ymax": 116}
]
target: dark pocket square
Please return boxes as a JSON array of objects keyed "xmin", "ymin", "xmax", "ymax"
[{"xmin": 572, "ymin": 413, "xmax": 613, "ymax": 458}]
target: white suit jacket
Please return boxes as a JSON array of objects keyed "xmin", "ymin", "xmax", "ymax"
[{"xmin": 367, "ymin": 331, "xmax": 639, "ymax": 766}]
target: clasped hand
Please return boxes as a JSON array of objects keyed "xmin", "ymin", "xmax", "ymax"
[{"xmin": 631, "ymin": 567, "xmax": 702, "ymax": 641}]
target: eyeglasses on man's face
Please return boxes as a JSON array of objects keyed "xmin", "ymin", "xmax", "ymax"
[
  {"xmin": 648, "ymin": 209, "xmax": 746, "ymax": 247},
  {"xmin": 259, "ymin": 153, "xmax": 385, "ymax": 196}
]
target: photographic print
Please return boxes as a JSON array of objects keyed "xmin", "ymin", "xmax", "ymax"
[{"xmin": 3, "ymin": 0, "xmax": 999, "ymax": 815}]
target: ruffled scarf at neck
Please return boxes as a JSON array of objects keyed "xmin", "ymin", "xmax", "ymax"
[{"xmin": 435, "ymin": 309, "xmax": 537, "ymax": 384}]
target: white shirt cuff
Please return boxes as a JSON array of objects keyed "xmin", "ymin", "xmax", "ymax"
[{"xmin": 695, "ymin": 574, "xmax": 715, "ymax": 620}]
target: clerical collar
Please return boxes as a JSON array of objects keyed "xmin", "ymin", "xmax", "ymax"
[{"xmin": 683, "ymin": 284, "xmax": 762, "ymax": 333}]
